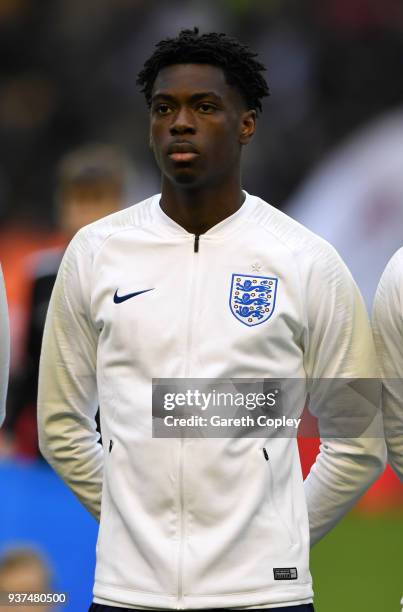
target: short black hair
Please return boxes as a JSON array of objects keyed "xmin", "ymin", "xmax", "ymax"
[{"xmin": 137, "ymin": 28, "xmax": 269, "ymax": 114}]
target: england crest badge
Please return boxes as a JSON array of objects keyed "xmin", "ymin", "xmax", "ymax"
[{"xmin": 229, "ymin": 273, "xmax": 278, "ymax": 327}]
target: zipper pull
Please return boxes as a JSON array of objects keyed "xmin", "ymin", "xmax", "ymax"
[
  {"xmin": 194, "ymin": 235, "xmax": 200, "ymax": 253},
  {"xmin": 262, "ymin": 447, "xmax": 269, "ymax": 461},
  {"xmin": 109, "ymin": 439, "xmax": 114, "ymax": 453}
]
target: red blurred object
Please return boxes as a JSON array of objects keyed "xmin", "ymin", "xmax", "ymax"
[
  {"xmin": 314, "ymin": 0, "xmax": 403, "ymax": 32},
  {"xmin": 0, "ymin": 225, "xmax": 64, "ymax": 370},
  {"xmin": 298, "ymin": 437, "xmax": 320, "ymax": 479},
  {"xmin": 298, "ymin": 438, "xmax": 403, "ymax": 512},
  {"xmin": 0, "ymin": 225, "xmax": 65, "ymax": 458},
  {"xmin": 14, "ymin": 403, "xmax": 38, "ymax": 458}
]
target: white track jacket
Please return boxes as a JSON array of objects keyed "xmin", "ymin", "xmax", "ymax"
[
  {"xmin": 372, "ymin": 247, "xmax": 403, "ymax": 481},
  {"xmin": 38, "ymin": 192, "xmax": 386, "ymax": 610}
]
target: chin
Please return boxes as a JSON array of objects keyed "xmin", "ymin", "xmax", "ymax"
[{"xmin": 170, "ymin": 170, "xmax": 202, "ymax": 186}]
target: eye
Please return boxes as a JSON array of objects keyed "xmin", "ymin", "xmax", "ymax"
[
  {"xmin": 198, "ymin": 102, "xmax": 216, "ymax": 113},
  {"xmin": 154, "ymin": 104, "xmax": 172, "ymax": 115}
]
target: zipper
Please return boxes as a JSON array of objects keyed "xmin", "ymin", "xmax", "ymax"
[
  {"xmin": 177, "ymin": 235, "xmax": 201, "ymax": 608},
  {"xmin": 185, "ymin": 236, "xmax": 201, "ymax": 373},
  {"xmin": 263, "ymin": 447, "xmax": 295, "ymax": 547},
  {"xmin": 177, "ymin": 439, "xmax": 185, "ymax": 609}
]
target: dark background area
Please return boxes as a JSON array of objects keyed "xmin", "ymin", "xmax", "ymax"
[{"xmin": 1, "ymin": 0, "xmax": 403, "ymax": 228}]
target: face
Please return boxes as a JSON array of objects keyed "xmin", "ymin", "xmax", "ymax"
[
  {"xmin": 60, "ymin": 180, "xmax": 123, "ymax": 238},
  {"xmin": 0, "ymin": 560, "xmax": 50, "ymax": 612},
  {"xmin": 149, "ymin": 64, "xmax": 256, "ymax": 189}
]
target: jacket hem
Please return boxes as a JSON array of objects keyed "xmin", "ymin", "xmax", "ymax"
[{"xmin": 93, "ymin": 581, "xmax": 314, "ymax": 610}]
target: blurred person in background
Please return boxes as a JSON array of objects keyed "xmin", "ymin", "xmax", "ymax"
[
  {"xmin": 0, "ymin": 548, "xmax": 52, "ymax": 612},
  {"xmin": 38, "ymin": 28, "xmax": 386, "ymax": 612},
  {"xmin": 372, "ymin": 249, "xmax": 403, "ymax": 482},
  {"xmin": 0, "ymin": 265, "xmax": 10, "ymax": 427},
  {"xmin": 1, "ymin": 144, "xmax": 128, "ymax": 457}
]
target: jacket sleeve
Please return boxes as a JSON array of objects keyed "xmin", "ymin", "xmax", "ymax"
[
  {"xmin": 302, "ymin": 244, "xmax": 386, "ymax": 547},
  {"xmin": 372, "ymin": 249, "xmax": 403, "ymax": 482},
  {"xmin": 37, "ymin": 230, "xmax": 103, "ymax": 520},
  {"xmin": 0, "ymin": 265, "xmax": 10, "ymax": 427}
]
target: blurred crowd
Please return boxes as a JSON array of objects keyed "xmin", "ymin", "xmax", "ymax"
[
  {"xmin": 1, "ymin": 0, "xmax": 403, "ymax": 228},
  {"xmin": 1, "ymin": 0, "xmax": 403, "ymax": 456}
]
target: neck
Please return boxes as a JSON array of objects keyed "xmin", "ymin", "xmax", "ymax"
[{"xmin": 159, "ymin": 173, "xmax": 244, "ymax": 235}]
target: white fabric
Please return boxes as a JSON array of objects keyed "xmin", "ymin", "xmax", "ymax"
[
  {"xmin": 93, "ymin": 594, "xmax": 313, "ymax": 609},
  {"xmin": 38, "ymin": 192, "xmax": 385, "ymax": 610},
  {"xmin": 372, "ymin": 247, "xmax": 403, "ymax": 481},
  {"xmin": 0, "ymin": 264, "xmax": 10, "ymax": 427}
]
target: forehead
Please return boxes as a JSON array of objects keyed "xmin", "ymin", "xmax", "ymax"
[{"xmin": 152, "ymin": 63, "xmax": 241, "ymax": 103}]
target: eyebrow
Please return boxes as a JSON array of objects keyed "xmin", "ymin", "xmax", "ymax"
[{"xmin": 151, "ymin": 91, "xmax": 224, "ymax": 104}]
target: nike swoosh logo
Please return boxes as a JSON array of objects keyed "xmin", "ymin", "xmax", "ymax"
[{"xmin": 113, "ymin": 288, "xmax": 154, "ymax": 303}]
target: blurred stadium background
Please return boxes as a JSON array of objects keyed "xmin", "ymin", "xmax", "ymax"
[{"xmin": 0, "ymin": 0, "xmax": 402, "ymax": 610}]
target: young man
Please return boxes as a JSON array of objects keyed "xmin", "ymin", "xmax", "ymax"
[
  {"xmin": 372, "ymin": 248, "xmax": 403, "ymax": 481},
  {"xmin": 0, "ymin": 265, "xmax": 9, "ymax": 427},
  {"xmin": 38, "ymin": 29, "xmax": 386, "ymax": 611}
]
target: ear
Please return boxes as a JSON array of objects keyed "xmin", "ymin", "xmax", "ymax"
[{"xmin": 239, "ymin": 110, "xmax": 256, "ymax": 145}]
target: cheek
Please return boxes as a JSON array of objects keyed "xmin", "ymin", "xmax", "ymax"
[
  {"xmin": 149, "ymin": 125, "xmax": 157, "ymax": 147},
  {"xmin": 150, "ymin": 121, "xmax": 164, "ymax": 146},
  {"xmin": 209, "ymin": 117, "xmax": 240, "ymax": 142},
  {"xmin": 208, "ymin": 128, "xmax": 240, "ymax": 159},
  {"xmin": 149, "ymin": 129, "xmax": 163, "ymax": 162}
]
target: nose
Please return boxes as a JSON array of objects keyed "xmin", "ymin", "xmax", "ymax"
[{"xmin": 169, "ymin": 107, "xmax": 196, "ymax": 136}]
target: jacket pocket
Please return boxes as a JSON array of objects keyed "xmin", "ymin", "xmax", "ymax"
[{"xmin": 262, "ymin": 447, "xmax": 296, "ymax": 548}]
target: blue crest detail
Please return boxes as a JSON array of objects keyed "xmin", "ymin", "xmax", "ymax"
[{"xmin": 229, "ymin": 274, "xmax": 278, "ymax": 327}]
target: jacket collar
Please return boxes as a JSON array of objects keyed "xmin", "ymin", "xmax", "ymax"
[{"xmin": 152, "ymin": 191, "xmax": 255, "ymax": 239}]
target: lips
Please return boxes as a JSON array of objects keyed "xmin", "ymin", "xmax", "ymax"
[{"xmin": 167, "ymin": 141, "xmax": 199, "ymax": 162}]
